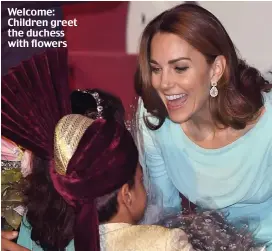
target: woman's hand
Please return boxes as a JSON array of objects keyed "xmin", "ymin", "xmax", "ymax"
[{"xmin": 1, "ymin": 231, "xmax": 30, "ymax": 251}]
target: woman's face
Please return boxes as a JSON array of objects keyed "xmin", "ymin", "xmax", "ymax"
[{"xmin": 150, "ymin": 32, "xmax": 215, "ymax": 124}]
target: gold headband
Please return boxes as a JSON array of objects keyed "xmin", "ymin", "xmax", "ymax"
[{"xmin": 54, "ymin": 114, "xmax": 94, "ymax": 175}]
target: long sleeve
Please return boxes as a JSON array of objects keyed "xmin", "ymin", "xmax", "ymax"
[{"xmin": 136, "ymin": 98, "xmax": 181, "ymax": 212}]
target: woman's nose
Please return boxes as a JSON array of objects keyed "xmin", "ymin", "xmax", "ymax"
[{"xmin": 160, "ymin": 71, "xmax": 175, "ymax": 90}]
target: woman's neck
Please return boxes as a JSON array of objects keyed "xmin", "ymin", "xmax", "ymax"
[
  {"xmin": 182, "ymin": 104, "xmax": 219, "ymax": 142},
  {"xmin": 181, "ymin": 103, "xmax": 267, "ymax": 149}
]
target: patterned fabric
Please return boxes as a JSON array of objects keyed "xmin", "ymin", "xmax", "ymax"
[
  {"xmin": 158, "ymin": 210, "xmax": 265, "ymax": 251},
  {"xmin": 54, "ymin": 114, "xmax": 93, "ymax": 175},
  {"xmin": 1, "ymin": 160, "xmax": 21, "ymax": 170}
]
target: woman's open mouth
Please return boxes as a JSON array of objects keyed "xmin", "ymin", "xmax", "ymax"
[{"xmin": 165, "ymin": 94, "xmax": 188, "ymax": 110}]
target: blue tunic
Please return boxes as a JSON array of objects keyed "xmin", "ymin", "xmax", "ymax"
[{"xmin": 138, "ymin": 91, "xmax": 272, "ymax": 249}]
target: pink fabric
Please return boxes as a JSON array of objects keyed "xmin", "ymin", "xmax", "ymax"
[
  {"xmin": 1, "ymin": 137, "xmax": 21, "ymax": 161},
  {"xmin": 1, "ymin": 137, "xmax": 33, "ymax": 176}
]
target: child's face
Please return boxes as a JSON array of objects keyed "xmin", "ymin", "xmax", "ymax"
[{"xmin": 129, "ymin": 164, "xmax": 147, "ymax": 223}]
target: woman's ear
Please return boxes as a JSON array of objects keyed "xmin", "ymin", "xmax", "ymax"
[
  {"xmin": 119, "ymin": 184, "xmax": 132, "ymax": 208},
  {"xmin": 210, "ymin": 55, "xmax": 226, "ymax": 83}
]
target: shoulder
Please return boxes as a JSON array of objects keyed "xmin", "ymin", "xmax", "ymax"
[
  {"xmin": 245, "ymin": 91, "xmax": 272, "ymax": 136},
  {"xmin": 103, "ymin": 224, "xmax": 193, "ymax": 251},
  {"xmin": 130, "ymin": 224, "xmax": 172, "ymax": 234},
  {"xmin": 102, "ymin": 225, "xmax": 170, "ymax": 250},
  {"xmin": 130, "ymin": 225, "xmax": 193, "ymax": 250},
  {"xmin": 119, "ymin": 225, "xmax": 173, "ymax": 241}
]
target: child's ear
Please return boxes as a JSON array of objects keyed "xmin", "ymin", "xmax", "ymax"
[{"xmin": 119, "ymin": 183, "xmax": 132, "ymax": 207}]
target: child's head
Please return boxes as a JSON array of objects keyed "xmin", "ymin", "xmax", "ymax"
[
  {"xmin": 97, "ymin": 162, "xmax": 147, "ymax": 224},
  {"xmin": 70, "ymin": 88, "xmax": 125, "ymax": 124},
  {"xmin": 50, "ymin": 89, "xmax": 146, "ymax": 251},
  {"xmin": 25, "ymin": 89, "xmax": 145, "ymax": 251},
  {"xmin": 70, "ymin": 89, "xmax": 147, "ymax": 224},
  {"xmin": 51, "ymin": 113, "xmax": 144, "ymax": 251}
]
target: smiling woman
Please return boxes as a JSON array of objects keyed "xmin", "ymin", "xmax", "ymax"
[
  {"xmin": 138, "ymin": 4, "xmax": 271, "ymax": 131},
  {"xmin": 149, "ymin": 32, "xmax": 220, "ymax": 124},
  {"xmin": 136, "ymin": 3, "xmax": 272, "ymax": 250}
]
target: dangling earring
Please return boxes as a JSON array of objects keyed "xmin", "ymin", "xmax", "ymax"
[{"xmin": 210, "ymin": 82, "xmax": 218, "ymax": 97}]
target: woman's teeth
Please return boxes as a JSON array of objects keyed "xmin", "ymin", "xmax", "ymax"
[{"xmin": 165, "ymin": 94, "xmax": 186, "ymax": 101}]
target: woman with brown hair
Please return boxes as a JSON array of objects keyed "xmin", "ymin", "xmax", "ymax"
[
  {"xmin": 1, "ymin": 48, "xmax": 261, "ymax": 251},
  {"xmin": 135, "ymin": 3, "xmax": 272, "ymax": 249}
]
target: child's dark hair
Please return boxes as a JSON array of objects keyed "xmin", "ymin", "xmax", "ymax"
[
  {"xmin": 96, "ymin": 177, "xmax": 136, "ymax": 223},
  {"xmin": 70, "ymin": 88, "xmax": 125, "ymax": 124},
  {"xmin": 24, "ymin": 89, "xmax": 134, "ymax": 250}
]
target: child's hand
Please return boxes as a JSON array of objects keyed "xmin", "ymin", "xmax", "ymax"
[{"xmin": 1, "ymin": 231, "xmax": 30, "ymax": 251}]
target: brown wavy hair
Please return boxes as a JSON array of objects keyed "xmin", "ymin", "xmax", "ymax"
[{"xmin": 137, "ymin": 3, "xmax": 271, "ymax": 130}]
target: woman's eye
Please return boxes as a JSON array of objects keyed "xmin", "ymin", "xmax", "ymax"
[
  {"xmin": 150, "ymin": 66, "xmax": 161, "ymax": 74},
  {"xmin": 175, "ymin": 67, "xmax": 188, "ymax": 73}
]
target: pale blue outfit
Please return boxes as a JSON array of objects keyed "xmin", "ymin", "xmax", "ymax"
[{"xmin": 137, "ymin": 91, "xmax": 272, "ymax": 250}]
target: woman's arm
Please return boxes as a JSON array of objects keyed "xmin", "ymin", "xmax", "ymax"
[{"xmin": 136, "ymin": 98, "xmax": 181, "ymax": 212}]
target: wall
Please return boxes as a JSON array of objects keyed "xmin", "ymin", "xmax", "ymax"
[
  {"xmin": 63, "ymin": 1, "xmax": 271, "ymax": 113},
  {"xmin": 126, "ymin": 1, "xmax": 272, "ymax": 78},
  {"xmin": 201, "ymin": 1, "xmax": 272, "ymax": 77}
]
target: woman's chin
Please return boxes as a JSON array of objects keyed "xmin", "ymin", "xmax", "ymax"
[
  {"xmin": 165, "ymin": 97, "xmax": 192, "ymax": 124},
  {"xmin": 168, "ymin": 111, "xmax": 190, "ymax": 124}
]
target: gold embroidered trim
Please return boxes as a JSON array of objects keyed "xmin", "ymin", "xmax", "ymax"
[{"xmin": 54, "ymin": 114, "xmax": 93, "ymax": 175}]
